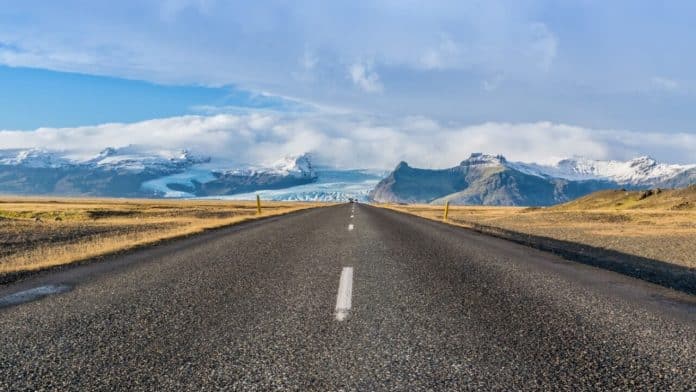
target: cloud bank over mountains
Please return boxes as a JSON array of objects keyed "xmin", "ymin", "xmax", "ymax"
[
  {"xmin": 1, "ymin": 114, "xmax": 693, "ymax": 169},
  {"xmin": 2, "ymin": 1, "xmax": 696, "ymax": 132},
  {"xmin": 1, "ymin": 1, "xmax": 695, "ymax": 165}
]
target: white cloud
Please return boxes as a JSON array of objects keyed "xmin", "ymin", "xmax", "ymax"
[
  {"xmin": 5, "ymin": 0, "xmax": 696, "ymax": 137},
  {"xmin": 0, "ymin": 2, "xmax": 563, "ymax": 105},
  {"xmin": 300, "ymin": 48, "xmax": 318, "ymax": 71},
  {"xmin": 349, "ymin": 62, "xmax": 383, "ymax": 93},
  {"xmin": 419, "ymin": 36, "xmax": 460, "ymax": 70},
  {"xmin": 482, "ymin": 73, "xmax": 505, "ymax": 91},
  {"xmin": 1, "ymin": 114, "xmax": 693, "ymax": 169},
  {"xmin": 2, "ymin": 1, "xmax": 696, "ymax": 153},
  {"xmin": 526, "ymin": 23, "xmax": 557, "ymax": 71},
  {"xmin": 651, "ymin": 76, "xmax": 679, "ymax": 91},
  {"xmin": 0, "ymin": 44, "xmax": 97, "ymax": 71},
  {"xmin": 159, "ymin": 0, "xmax": 214, "ymax": 22}
]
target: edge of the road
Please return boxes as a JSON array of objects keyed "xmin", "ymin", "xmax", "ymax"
[
  {"xmin": 0, "ymin": 204, "xmax": 333, "ymax": 289},
  {"xmin": 372, "ymin": 204, "xmax": 696, "ymax": 296}
]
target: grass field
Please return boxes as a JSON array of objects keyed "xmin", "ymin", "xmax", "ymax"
[
  {"xmin": 0, "ymin": 197, "xmax": 323, "ymax": 276},
  {"xmin": 385, "ymin": 186, "xmax": 696, "ymax": 269}
]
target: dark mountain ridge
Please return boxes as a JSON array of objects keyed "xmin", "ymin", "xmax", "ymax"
[{"xmin": 370, "ymin": 153, "xmax": 694, "ymax": 206}]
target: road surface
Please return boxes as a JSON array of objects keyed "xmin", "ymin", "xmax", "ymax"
[{"xmin": 1, "ymin": 204, "xmax": 695, "ymax": 390}]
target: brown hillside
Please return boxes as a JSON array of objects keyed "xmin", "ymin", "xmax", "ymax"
[{"xmin": 552, "ymin": 185, "xmax": 696, "ymax": 211}]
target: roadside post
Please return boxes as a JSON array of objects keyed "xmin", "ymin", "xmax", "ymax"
[
  {"xmin": 444, "ymin": 201, "xmax": 450, "ymax": 221},
  {"xmin": 256, "ymin": 195, "xmax": 262, "ymax": 214}
]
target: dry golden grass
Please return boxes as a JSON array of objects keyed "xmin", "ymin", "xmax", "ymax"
[
  {"xmin": 0, "ymin": 197, "xmax": 325, "ymax": 276},
  {"xmin": 382, "ymin": 187, "xmax": 696, "ymax": 269},
  {"xmin": 556, "ymin": 185, "xmax": 696, "ymax": 211}
]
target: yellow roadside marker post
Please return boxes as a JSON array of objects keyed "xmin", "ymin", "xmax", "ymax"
[
  {"xmin": 444, "ymin": 200, "xmax": 450, "ymax": 221},
  {"xmin": 256, "ymin": 194, "xmax": 262, "ymax": 215}
]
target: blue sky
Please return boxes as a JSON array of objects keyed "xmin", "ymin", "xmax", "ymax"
[
  {"xmin": 0, "ymin": 1, "xmax": 694, "ymax": 167},
  {"xmin": 0, "ymin": 66, "xmax": 222, "ymax": 129},
  {"xmin": 0, "ymin": 66, "xmax": 305, "ymax": 129}
]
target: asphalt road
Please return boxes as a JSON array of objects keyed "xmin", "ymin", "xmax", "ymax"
[{"xmin": 1, "ymin": 204, "xmax": 695, "ymax": 391}]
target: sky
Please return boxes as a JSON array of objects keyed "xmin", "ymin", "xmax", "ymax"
[{"xmin": 0, "ymin": 0, "xmax": 695, "ymax": 168}]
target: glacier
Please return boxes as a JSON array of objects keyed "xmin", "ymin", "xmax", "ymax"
[
  {"xmin": 0, "ymin": 147, "xmax": 693, "ymax": 201},
  {"xmin": 200, "ymin": 169, "xmax": 386, "ymax": 202}
]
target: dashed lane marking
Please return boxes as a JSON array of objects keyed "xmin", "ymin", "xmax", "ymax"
[
  {"xmin": 335, "ymin": 267, "xmax": 353, "ymax": 321},
  {"xmin": 0, "ymin": 284, "xmax": 72, "ymax": 309}
]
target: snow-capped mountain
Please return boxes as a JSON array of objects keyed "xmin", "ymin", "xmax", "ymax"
[
  {"xmin": 85, "ymin": 146, "xmax": 210, "ymax": 172},
  {"xmin": 460, "ymin": 152, "xmax": 509, "ymax": 167},
  {"xmin": 453, "ymin": 152, "xmax": 695, "ymax": 187},
  {"xmin": 0, "ymin": 147, "xmax": 319, "ymax": 198},
  {"xmin": 371, "ymin": 153, "xmax": 695, "ymax": 206},
  {"xmin": 1, "ymin": 147, "xmax": 692, "ymax": 204},
  {"xmin": 512, "ymin": 156, "xmax": 695, "ymax": 185},
  {"xmin": 142, "ymin": 153, "xmax": 319, "ymax": 198},
  {"xmin": 0, "ymin": 148, "xmax": 73, "ymax": 168},
  {"xmin": 223, "ymin": 153, "xmax": 316, "ymax": 179},
  {"xmin": 0, "ymin": 146, "xmax": 209, "ymax": 172}
]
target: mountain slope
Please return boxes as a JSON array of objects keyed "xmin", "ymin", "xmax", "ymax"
[
  {"xmin": 654, "ymin": 167, "xmax": 696, "ymax": 189},
  {"xmin": 370, "ymin": 153, "xmax": 694, "ymax": 206},
  {"xmin": 369, "ymin": 161, "xmax": 474, "ymax": 203},
  {"xmin": 512, "ymin": 156, "xmax": 695, "ymax": 185},
  {"xmin": 553, "ymin": 185, "xmax": 696, "ymax": 211},
  {"xmin": 0, "ymin": 147, "xmax": 200, "ymax": 197},
  {"xmin": 204, "ymin": 169, "xmax": 386, "ymax": 202},
  {"xmin": 0, "ymin": 147, "xmax": 318, "ymax": 198}
]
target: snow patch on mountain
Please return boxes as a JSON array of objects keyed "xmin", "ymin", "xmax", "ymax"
[
  {"xmin": 223, "ymin": 153, "xmax": 317, "ymax": 179},
  {"xmin": 0, "ymin": 148, "xmax": 73, "ymax": 168},
  {"xmin": 460, "ymin": 153, "xmax": 508, "ymax": 166},
  {"xmin": 452, "ymin": 152, "xmax": 693, "ymax": 185},
  {"xmin": 86, "ymin": 146, "xmax": 210, "ymax": 172},
  {"xmin": 511, "ymin": 156, "xmax": 695, "ymax": 184},
  {"xmin": 0, "ymin": 146, "xmax": 211, "ymax": 173}
]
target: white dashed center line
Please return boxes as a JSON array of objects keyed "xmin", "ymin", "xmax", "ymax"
[
  {"xmin": 335, "ymin": 267, "xmax": 353, "ymax": 321},
  {"xmin": 0, "ymin": 284, "xmax": 72, "ymax": 308},
  {"xmin": 348, "ymin": 223, "xmax": 354, "ymax": 231}
]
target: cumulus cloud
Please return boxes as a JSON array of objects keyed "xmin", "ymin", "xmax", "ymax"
[
  {"xmin": 349, "ymin": 63, "xmax": 383, "ymax": 93},
  {"xmin": 1, "ymin": 114, "xmax": 693, "ymax": 169}
]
